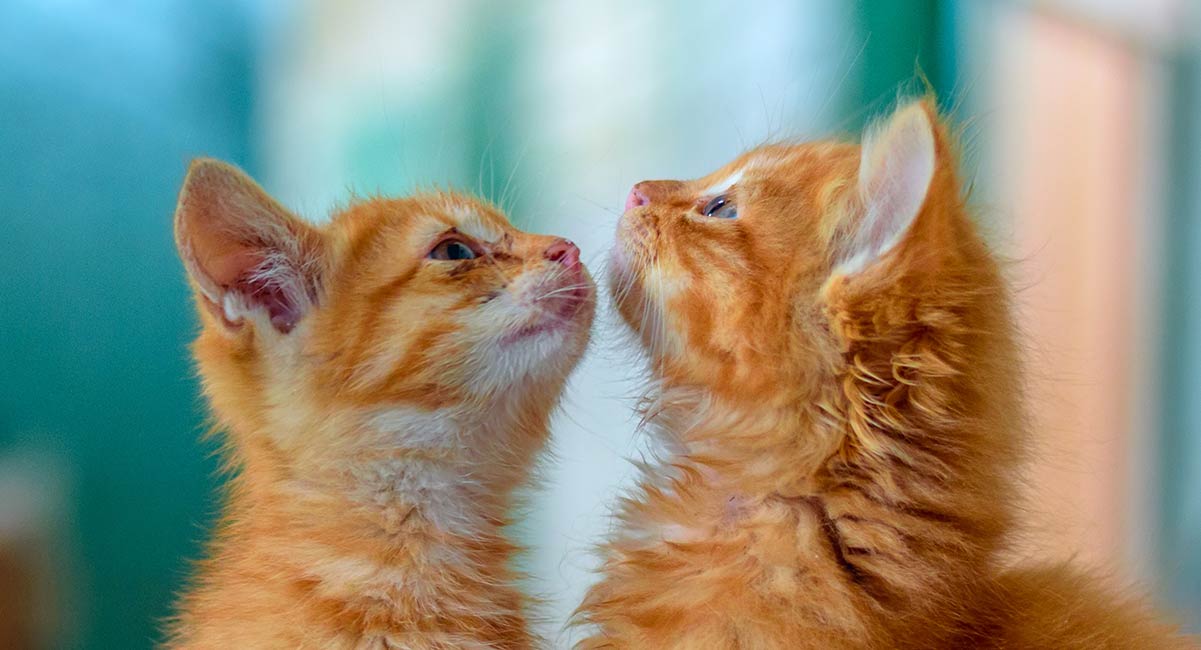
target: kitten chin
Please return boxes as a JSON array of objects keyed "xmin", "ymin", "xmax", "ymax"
[
  {"xmin": 578, "ymin": 101, "xmax": 1192, "ymax": 649},
  {"xmin": 166, "ymin": 158, "xmax": 594, "ymax": 649}
]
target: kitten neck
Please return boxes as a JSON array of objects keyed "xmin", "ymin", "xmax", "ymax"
[
  {"xmin": 204, "ymin": 401, "xmax": 543, "ymax": 638},
  {"xmin": 642, "ymin": 282, "xmax": 1023, "ymax": 537},
  {"xmin": 640, "ymin": 381, "xmax": 840, "ymax": 497},
  {"xmin": 206, "ymin": 445, "xmax": 532, "ymax": 646},
  {"xmin": 255, "ymin": 396, "xmax": 549, "ymax": 539}
]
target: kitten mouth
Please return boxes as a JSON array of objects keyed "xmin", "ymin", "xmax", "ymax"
[
  {"xmin": 607, "ymin": 246, "xmax": 635, "ymax": 293},
  {"xmin": 502, "ymin": 269, "xmax": 594, "ymax": 344},
  {"xmin": 606, "ymin": 242, "xmax": 650, "ymax": 319}
]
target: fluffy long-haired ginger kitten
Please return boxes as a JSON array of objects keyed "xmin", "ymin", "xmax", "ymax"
[
  {"xmin": 578, "ymin": 101, "xmax": 1193, "ymax": 648},
  {"xmin": 167, "ymin": 159, "xmax": 594, "ymax": 648}
]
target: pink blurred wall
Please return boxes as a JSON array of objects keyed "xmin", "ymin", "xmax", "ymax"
[{"xmin": 980, "ymin": 2, "xmax": 1171, "ymax": 580}]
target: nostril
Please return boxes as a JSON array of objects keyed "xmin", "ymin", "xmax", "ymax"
[
  {"xmin": 625, "ymin": 185, "xmax": 650, "ymax": 212},
  {"xmin": 545, "ymin": 239, "xmax": 581, "ymax": 268}
]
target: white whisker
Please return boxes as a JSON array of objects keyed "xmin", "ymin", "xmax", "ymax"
[{"xmin": 535, "ymin": 284, "xmax": 591, "ymax": 301}]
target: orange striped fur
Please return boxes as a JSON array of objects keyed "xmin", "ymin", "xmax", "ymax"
[
  {"xmin": 578, "ymin": 101, "xmax": 1192, "ymax": 648},
  {"xmin": 167, "ymin": 159, "xmax": 594, "ymax": 648}
]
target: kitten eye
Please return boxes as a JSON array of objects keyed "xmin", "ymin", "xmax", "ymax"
[
  {"xmin": 701, "ymin": 194, "xmax": 737, "ymax": 219},
  {"xmin": 428, "ymin": 239, "xmax": 478, "ymax": 261}
]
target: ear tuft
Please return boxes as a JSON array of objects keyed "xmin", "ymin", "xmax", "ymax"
[
  {"xmin": 174, "ymin": 158, "xmax": 325, "ymax": 334},
  {"xmin": 838, "ymin": 101, "xmax": 937, "ymax": 274}
]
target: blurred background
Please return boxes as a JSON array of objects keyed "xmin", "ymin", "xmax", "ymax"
[{"xmin": 1, "ymin": 0, "xmax": 1198, "ymax": 647}]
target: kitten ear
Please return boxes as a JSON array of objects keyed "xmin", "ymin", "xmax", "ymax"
[
  {"xmin": 173, "ymin": 158, "xmax": 326, "ymax": 334},
  {"xmin": 837, "ymin": 101, "xmax": 937, "ymax": 274}
]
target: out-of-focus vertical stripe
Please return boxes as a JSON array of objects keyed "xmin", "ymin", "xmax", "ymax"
[
  {"xmin": 853, "ymin": 0, "xmax": 947, "ymax": 125},
  {"xmin": 958, "ymin": 0, "xmax": 1201, "ymax": 625},
  {"xmin": 997, "ymin": 9, "xmax": 1140, "ymax": 571},
  {"xmin": 954, "ymin": 1, "xmax": 1171, "ymax": 583},
  {"xmin": 1161, "ymin": 43, "xmax": 1201, "ymax": 629}
]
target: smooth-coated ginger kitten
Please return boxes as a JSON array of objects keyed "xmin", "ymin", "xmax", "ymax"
[
  {"xmin": 578, "ymin": 101, "xmax": 1192, "ymax": 648},
  {"xmin": 166, "ymin": 160, "xmax": 594, "ymax": 648}
]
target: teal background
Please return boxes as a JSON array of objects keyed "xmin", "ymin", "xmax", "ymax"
[
  {"xmin": 0, "ymin": 3, "xmax": 255, "ymax": 647},
  {"xmin": 1161, "ymin": 48, "xmax": 1201, "ymax": 620}
]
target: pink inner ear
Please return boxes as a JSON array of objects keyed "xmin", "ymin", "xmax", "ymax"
[
  {"xmin": 176, "ymin": 159, "xmax": 322, "ymax": 333},
  {"xmin": 238, "ymin": 269, "xmax": 305, "ymax": 334},
  {"xmin": 187, "ymin": 233, "xmax": 307, "ymax": 333},
  {"xmin": 625, "ymin": 186, "xmax": 650, "ymax": 211},
  {"xmin": 203, "ymin": 244, "xmax": 261, "ymax": 287}
]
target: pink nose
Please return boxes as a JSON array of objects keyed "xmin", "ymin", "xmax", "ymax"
[
  {"xmin": 544, "ymin": 238, "xmax": 581, "ymax": 268},
  {"xmin": 625, "ymin": 185, "xmax": 650, "ymax": 211}
]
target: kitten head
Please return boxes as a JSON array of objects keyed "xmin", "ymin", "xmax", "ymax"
[
  {"xmin": 174, "ymin": 160, "xmax": 594, "ymax": 484},
  {"xmin": 611, "ymin": 101, "xmax": 999, "ymax": 408}
]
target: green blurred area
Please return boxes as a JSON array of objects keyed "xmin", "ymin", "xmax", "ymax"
[{"xmin": 0, "ymin": 3, "xmax": 254, "ymax": 647}]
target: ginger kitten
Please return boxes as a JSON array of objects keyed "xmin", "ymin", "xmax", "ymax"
[
  {"xmin": 578, "ymin": 101, "xmax": 1191, "ymax": 648},
  {"xmin": 166, "ymin": 159, "xmax": 594, "ymax": 648}
]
